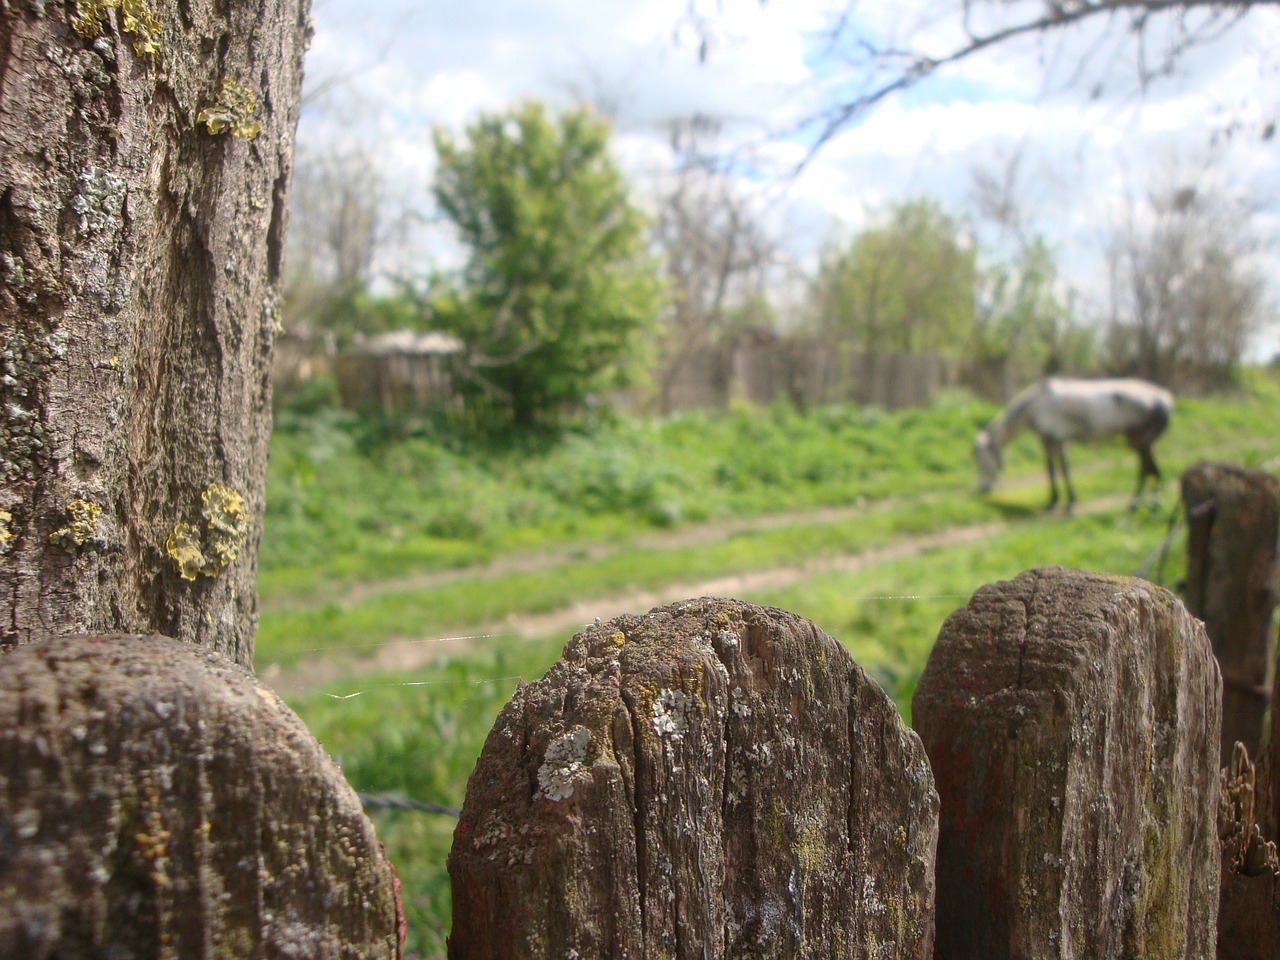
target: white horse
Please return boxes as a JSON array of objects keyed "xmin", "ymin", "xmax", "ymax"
[{"xmin": 973, "ymin": 377, "xmax": 1174, "ymax": 509}]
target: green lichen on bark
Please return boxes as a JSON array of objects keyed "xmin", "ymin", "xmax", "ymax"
[
  {"xmin": 197, "ymin": 80, "xmax": 262, "ymax": 141},
  {"xmin": 0, "ymin": 329, "xmax": 63, "ymax": 483},
  {"xmin": 71, "ymin": 0, "xmax": 162, "ymax": 56},
  {"xmin": 165, "ymin": 484, "xmax": 249, "ymax": 580},
  {"xmin": 49, "ymin": 499, "xmax": 102, "ymax": 553}
]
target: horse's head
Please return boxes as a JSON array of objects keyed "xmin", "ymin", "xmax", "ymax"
[{"xmin": 973, "ymin": 431, "xmax": 1001, "ymax": 493}]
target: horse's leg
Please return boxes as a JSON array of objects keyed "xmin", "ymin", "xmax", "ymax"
[
  {"xmin": 1042, "ymin": 436, "xmax": 1060, "ymax": 509},
  {"xmin": 1132, "ymin": 445, "xmax": 1160, "ymax": 508},
  {"xmin": 1059, "ymin": 442, "xmax": 1076, "ymax": 510}
]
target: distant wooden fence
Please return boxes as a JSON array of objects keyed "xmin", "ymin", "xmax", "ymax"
[
  {"xmin": 661, "ymin": 340, "xmax": 971, "ymax": 413},
  {"xmin": 278, "ymin": 326, "xmax": 1033, "ymax": 417}
]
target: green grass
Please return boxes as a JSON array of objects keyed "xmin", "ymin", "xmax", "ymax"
[{"xmin": 263, "ymin": 374, "xmax": 1280, "ymax": 959}]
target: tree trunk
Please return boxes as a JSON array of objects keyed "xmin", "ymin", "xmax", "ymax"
[
  {"xmin": 1, "ymin": 0, "xmax": 309, "ymax": 665},
  {"xmin": 0, "ymin": 634, "xmax": 404, "ymax": 958},
  {"xmin": 1181, "ymin": 462, "xmax": 1279, "ymax": 763},
  {"xmin": 448, "ymin": 598, "xmax": 939, "ymax": 959},
  {"xmin": 0, "ymin": 5, "xmax": 404, "ymax": 955},
  {"xmin": 913, "ymin": 567, "xmax": 1222, "ymax": 960}
]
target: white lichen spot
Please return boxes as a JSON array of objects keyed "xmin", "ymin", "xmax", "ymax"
[
  {"xmin": 651, "ymin": 688, "xmax": 695, "ymax": 740},
  {"xmin": 13, "ymin": 808, "xmax": 40, "ymax": 839},
  {"xmin": 861, "ymin": 875, "xmax": 888, "ymax": 916},
  {"xmin": 536, "ymin": 726, "xmax": 591, "ymax": 802},
  {"xmin": 72, "ymin": 167, "xmax": 125, "ymax": 235}
]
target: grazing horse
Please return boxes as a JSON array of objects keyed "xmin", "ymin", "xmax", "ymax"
[{"xmin": 973, "ymin": 377, "xmax": 1173, "ymax": 509}]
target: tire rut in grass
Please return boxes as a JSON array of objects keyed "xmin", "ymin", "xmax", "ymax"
[{"xmin": 263, "ymin": 493, "xmax": 1136, "ymax": 696}]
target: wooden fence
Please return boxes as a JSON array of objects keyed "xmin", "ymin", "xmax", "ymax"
[
  {"xmin": 661, "ymin": 340, "xmax": 972, "ymax": 413},
  {"xmin": 278, "ymin": 328, "xmax": 1031, "ymax": 417},
  {"xmin": 446, "ymin": 461, "xmax": 1280, "ymax": 958},
  {"xmin": 5, "ymin": 463, "xmax": 1279, "ymax": 956}
]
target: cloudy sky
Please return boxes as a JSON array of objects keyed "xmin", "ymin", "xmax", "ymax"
[{"xmin": 294, "ymin": 0, "xmax": 1280, "ymax": 353}]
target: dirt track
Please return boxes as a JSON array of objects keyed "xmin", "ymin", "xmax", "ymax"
[{"xmin": 261, "ymin": 490, "xmax": 1135, "ymax": 696}]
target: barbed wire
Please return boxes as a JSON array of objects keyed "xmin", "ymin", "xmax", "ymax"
[{"xmin": 358, "ymin": 792, "xmax": 461, "ymax": 817}]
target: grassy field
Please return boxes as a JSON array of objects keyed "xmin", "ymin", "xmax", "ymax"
[{"xmin": 259, "ymin": 375, "xmax": 1280, "ymax": 958}]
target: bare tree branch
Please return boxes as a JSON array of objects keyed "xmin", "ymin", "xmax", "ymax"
[{"xmin": 792, "ymin": 0, "xmax": 1271, "ymax": 165}]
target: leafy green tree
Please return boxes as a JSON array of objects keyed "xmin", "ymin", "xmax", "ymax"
[
  {"xmin": 810, "ymin": 199, "xmax": 976, "ymax": 355},
  {"xmin": 972, "ymin": 236, "xmax": 1097, "ymax": 375},
  {"xmin": 432, "ymin": 102, "xmax": 664, "ymax": 428}
]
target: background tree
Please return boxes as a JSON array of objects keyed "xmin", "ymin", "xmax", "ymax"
[
  {"xmin": 653, "ymin": 114, "xmax": 782, "ymax": 413},
  {"xmin": 809, "ymin": 198, "xmax": 977, "ymax": 355},
  {"xmin": 1105, "ymin": 177, "xmax": 1269, "ymax": 389},
  {"xmin": 431, "ymin": 102, "xmax": 664, "ymax": 429},
  {"xmin": 969, "ymin": 157, "xmax": 1098, "ymax": 379},
  {"xmin": 282, "ymin": 133, "xmax": 426, "ymax": 347}
]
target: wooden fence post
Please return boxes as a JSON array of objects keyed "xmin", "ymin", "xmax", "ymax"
[
  {"xmin": 913, "ymin": 567, "xmax": 1221, "ymax": 960},
  {"xmin": 1181, "ymin": 462, "xmax": 1280, "ymax": 763},
  {"xmin": 447, "ymin": 598, "xmax": 939, "ymax": 959},
  {"xmin": 1218, "ymin": 742, "xmax": 1280, "ymax": 959},
  {"xmin": 0, "ymin": 635, "xmax": 404, "ymax": 958}
]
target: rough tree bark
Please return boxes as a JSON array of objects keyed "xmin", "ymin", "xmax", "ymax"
[
  {"xmin": 448, "ymin": 597, "xmax": 939, "ymax": 959},
  {"xmin": 1, "ymin": 0, "xmax": 307, "ymax": 663},
  {"xmin": 0, "ymin": 634, "xmax": 403, "ymax": 957},
  {"xmin": 1181, "ymin": 462, "xmax": 1279, "ymax": 764},
  {"xmin": 913, "ymin": 567, "xmax": 1221, "ymax": 960},
  {"xmin": 0, "ymin": 4, "xmax": 404, "ymax": 954}
]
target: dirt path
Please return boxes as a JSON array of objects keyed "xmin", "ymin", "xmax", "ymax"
[
  {"xmin": 263, "ymin": 491, "xmax": 1135, "ymax": 695},
  {"xmin": 260, "ymin": 496, "xmax": 911, "ymax": 614}
]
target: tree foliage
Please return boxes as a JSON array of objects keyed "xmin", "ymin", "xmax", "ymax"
[
  {"xmin": 972, "ymin": 237, "xmax": 1096, "ymax": 375},
  {"xmin": 432, "ymin": 102, "xmax": 664, "ymax": 429},
  {"xmin": 968, "ymin": 158, "xmax": 1097, "ymax": 375},
  {"xmin": 810, "ymin": 199, "xmax": 977, "ymax": 355}
]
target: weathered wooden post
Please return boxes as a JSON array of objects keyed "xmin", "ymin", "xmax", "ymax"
[
  {"xmin": 0, "ymin": 635, "xmax": 404, "ymax": 957},
  {"xmin": 1218, "ymin": 743, "xmax": 1280, "ymax": 959},
  {"xmin": 1181, "ymin": 462, "xmax": 1280, "ymax": 762},
  {"xmin": 914, "ymin": 567, "xmax": 1221, "ymax": 960},
  {"xmin": 448, "ymin": 598, "xmax": 939, "ymax": 959}
]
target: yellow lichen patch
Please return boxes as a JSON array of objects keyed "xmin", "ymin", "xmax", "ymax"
[
  {"xmin": 197, "ymin": 80, "xmax": 262, "ymax": 141},
  {"xmin": 49, "ymin": 499, "xmax": 102, "ymax": 553},
  {"xmin": 202, "ymin": 483, "xmax": 248, "ymax": 567},
  {"xmin": 165, "ymin": 483, "xmax": 249, "ymax": 580},
  {"xmin": 0, "ymin": 509, "xmax": 12, "ymax": 552},
  {"xmin": 165, "ymin": 523, "xmax": 205, "ymax": 581},
  {"xmin": 72, "ymin": 0, "xmax": 162, "ymax": 56}
]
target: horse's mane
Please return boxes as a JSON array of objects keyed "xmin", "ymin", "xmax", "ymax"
[{"xmin": 984, "ymin": 381, "xmax": 1043, "ymax": 448}]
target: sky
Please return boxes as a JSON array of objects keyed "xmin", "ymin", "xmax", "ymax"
[{"xmin": 294, "ymin": 0, "xmax": 1280, "ymax": 355}]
